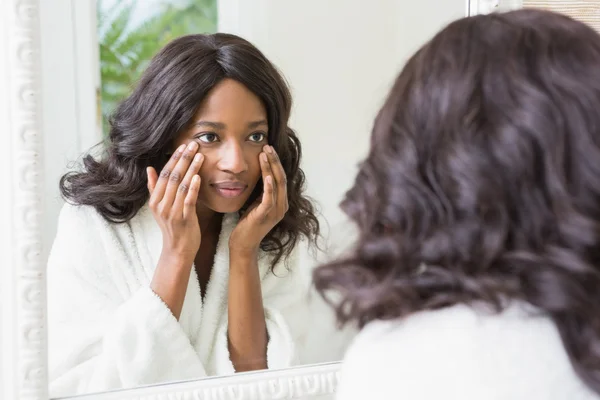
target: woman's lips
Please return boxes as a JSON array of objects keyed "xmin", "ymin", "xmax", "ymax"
[{"xmin": 210, "ymin": 181, "xmax": 248, "ymax": 198}]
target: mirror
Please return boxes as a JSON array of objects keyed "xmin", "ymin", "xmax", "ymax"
[{"xmin": 24, "ymin": 0, "xmax": 467, "ymax": 398}]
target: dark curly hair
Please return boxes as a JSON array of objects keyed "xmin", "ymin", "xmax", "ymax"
[
  {"xmin": 314, "ymin": 9, "xmax": 600, "ymax": 393},
  {"xmin": 60, "ymin": 33, "xmax": 319, "ymax": 267}
]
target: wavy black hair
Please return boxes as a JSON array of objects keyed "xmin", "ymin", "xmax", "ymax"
[
  {"xmin": 60, "ymin": 33, "xmax": 319, "ymax": 267},
  {"xmin": 314, "ymin": 9, "xmax": 600, "ymax": 393}
]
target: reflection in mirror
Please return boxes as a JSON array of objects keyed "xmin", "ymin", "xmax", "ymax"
[{"xmin": 41, "ymin": 0, "xmax": 466, "ymax": 398}]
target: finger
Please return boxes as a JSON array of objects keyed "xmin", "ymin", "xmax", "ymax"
[
  {"xmin": 264, "ymin": 145, "xmax": 288, "ymax": 213},
  {"xmin": 264, "ymin": 145, "xmax": 287, "ymax": 188},
  {"xmin": 259, "ymin": 151, "xmax": 280, "ymax": 214},
  {"xmin": 152, "ymin": 144, "xmax": 186, "ymax": 203},
  {"xmin": 260, "ymin": 151, "xmax": 273, "ymax": 190},
  {"xmin": 162, "ymin": 141, "xmax": 199, "ymax": 209},
  {"xmin": 147, "ymin": 167, "xmax": 158, "ymax": 195},
  {"xmin": 173, "ymin": 153, "xmax": 204, "ymax": 217},
  {"xmin": 183, "ymin": 175, "xmax": 201, "ymax": 220},
  {"xmin": 254, "ymin": 175, "xmax": 275, "ymax": 220}
]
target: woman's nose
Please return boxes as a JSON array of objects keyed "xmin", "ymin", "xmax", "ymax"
[{"xmin": 217, "ymin": 142, "xmax": 248, "ymax": 174}]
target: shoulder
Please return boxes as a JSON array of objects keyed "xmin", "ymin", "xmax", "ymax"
[
  {"xmin": 50, "ymin": 203, "xmax": 111, "ymax": 264},
  {"xmin": 56, "ymin": 201, "xmax": 150, "ymax": 233},
  {"xmin": 257, "ymin": 241, "xmax": 310, "ymax": 304},
  {"xmin": 49, "ymin": 202, "xmax": 143, "ymax": 268},
  {"xmin": 57, "ymin": 201, "xmax": 100, "ymax": 225},
  {"xmin": 53, "ymin": 202, "xmax": 131, "ymax": 243},
  {"xmin": 344, "ymin": 302, "xmax": 548, "ymax": 358},
  {"xmin": 52, "ymin": 203, "xmax": 112, "ymax": 244},
  {"xmin": 338, "ymin": 302, "xmax": 595, "ymax": 400},
  {"xmin": 48, "ymin": 203, "xmax": 155, "ymax": 297}
]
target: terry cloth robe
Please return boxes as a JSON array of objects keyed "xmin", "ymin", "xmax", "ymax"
[
  {"xmin": 336, "ymin": 302, "xmax": 600, "ymax": 400},
  {"xmin": 47, "ymin": 202, "xmax": 310, "ymax": 398}
]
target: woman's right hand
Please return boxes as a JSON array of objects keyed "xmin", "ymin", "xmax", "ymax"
[
  {"xmin": 146, "ymin": 141, "xmax": 204, "ymax": 319},
  {"xmin": 147, "ymin": 141, "xmax": 204, "ymax": 262}
]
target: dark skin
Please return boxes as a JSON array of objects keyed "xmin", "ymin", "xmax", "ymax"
[{"xmin": 146, "ymin": 79, "xmax": 289, "ymax": 372}]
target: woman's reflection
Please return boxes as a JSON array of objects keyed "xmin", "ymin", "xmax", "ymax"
[{"xmin": 47, "ymin": 33, "xmax": 320, "ymax": 398}]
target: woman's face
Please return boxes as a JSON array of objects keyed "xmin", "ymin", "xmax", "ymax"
[{"xmin": 173, "ymin": 78, "xmax": 268, "ymax": 214}]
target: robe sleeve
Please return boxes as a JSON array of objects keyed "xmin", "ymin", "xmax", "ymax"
[{"xmin": 47, "ymin": 204, "xmax": 207, "ymax": 398}]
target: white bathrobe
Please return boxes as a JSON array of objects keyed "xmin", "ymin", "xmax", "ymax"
[
  {"xmin": 47, "ymin": 202, "xmax": 311, "ymax": 397},
  {"xmin": 337, "ymin": 302, "xmax": 600, "ymax": 400}
]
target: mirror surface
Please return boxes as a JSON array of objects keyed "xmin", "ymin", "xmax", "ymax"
[{"xmin": 41, "ymin": 0, "xmax": 466, "ymax": 397}]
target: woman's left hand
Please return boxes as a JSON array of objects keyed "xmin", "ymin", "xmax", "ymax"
[{"xmin": 229, "ymin": 145, "xmax": 288, "ymax": 257}]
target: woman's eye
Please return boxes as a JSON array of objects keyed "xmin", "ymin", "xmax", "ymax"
[
  {"xmin": 249, "ymin": 132, "xmax": 266, "ymax": 143},
  {"xmin": 197, "ymin": 133, "xmax": 218, "ymax": 143}
]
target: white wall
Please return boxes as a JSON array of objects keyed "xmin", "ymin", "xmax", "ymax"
[
  {"xmin": 219, "ymin": 0, "xmax": 467, "ymax": 260},
  {"xmin": 39, "ymin": 0, "xmax": 100, "ymax": 261}
]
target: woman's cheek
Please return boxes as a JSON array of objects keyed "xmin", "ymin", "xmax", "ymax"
[
  {"xmin": 249, "ymin": 148, "xmax": 263, "ymax": 173},
  {"xmin": 197, "ymin": 152, "xmax": 210, "ymax": 179}
]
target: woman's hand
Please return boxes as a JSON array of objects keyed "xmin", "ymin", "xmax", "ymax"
[
  {"xmin": 146, "ymin": 141, "xmax": 204, "ymax": 319},
  {"xmin": 229, "ymin": 145, "xmax": 288, "ymax": 257},
  {"xmin": 147, "ymin": 141, "xmax": 204, "ymax": 262}
]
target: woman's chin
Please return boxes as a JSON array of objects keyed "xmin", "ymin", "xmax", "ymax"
[{"xmin": 198, "ymin": 197, "xmax": 246, "ymax": 215}]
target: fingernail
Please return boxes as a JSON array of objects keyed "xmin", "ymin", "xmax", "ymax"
[
  {"xmin": 178, "ymin": 144, "xmax": 186, "ymax": 153},
  {"xmin": 188, "ymin": 141, "xmax": 198, "ymax": 150},
  {"xmin": 194, "ymin": 153, "xmax": 202, "ymax": 162},
  {"xmin": 266, "ymin": 145, "xmax": 274, "ymax": 154}
]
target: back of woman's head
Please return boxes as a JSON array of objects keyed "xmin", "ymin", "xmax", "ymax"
[
  {"xmin": 314, "ymin": 9, "xmax": 600, "ymax": 392},
  {"xmin": 61, "ymin": 33, "xmax": 319, "ymax": 266}
]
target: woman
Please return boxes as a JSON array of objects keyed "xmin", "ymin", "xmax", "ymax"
[
  {"xmin": 314, "ymin": 9, "xmax": 600, "ymax": 400},
  {"xmin": 47, "ymin": 33, "xmax": 319, "ymax": 397}
]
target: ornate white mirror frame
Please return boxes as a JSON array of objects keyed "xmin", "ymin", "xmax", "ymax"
[
  {"xmin": 0, "ymin": 0, "xmax": 49, "ymax": 399},
  {"xmin": 0, "ymin": 0, "xmax": 339, "ymax": 400},
  {"xmin": 0, "ymin": 1, "xmax": 344, "ymax": 399},
  {"xmin": 0, "ymin": 0, "xmax": 493, "ymax": 399}
]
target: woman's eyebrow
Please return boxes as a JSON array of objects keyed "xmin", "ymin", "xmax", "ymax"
[
  {"xmin": 192, "ymin": 120, "xmax": 267, "ymax": 129},
  {"xmin": 248, "ymin": 120, "xmax": 268, "ymax": 129},
  {"xmin": 193, "ymin": 121, "xmax": 226, "ymax": 129}
]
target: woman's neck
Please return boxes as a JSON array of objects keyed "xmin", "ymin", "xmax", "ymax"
[{"xmin": 196, "ymin": 205, "xmax": 223, "ymax": 237}]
